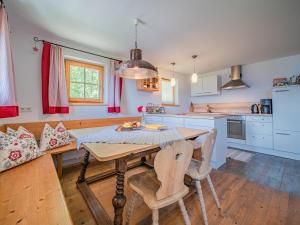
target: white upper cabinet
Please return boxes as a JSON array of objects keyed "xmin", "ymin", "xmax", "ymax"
[
  {"xmin": 191, "ymin": 76, "xmax": 204, "ymax": 96},
  {"xmin": 191, "ymin": 75, "xmax": 221, "ymax": 96}
]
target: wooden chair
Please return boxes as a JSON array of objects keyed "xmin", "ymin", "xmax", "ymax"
[
  {"xmin": 186, "ymin": 129, "xmax": 221, "ymax": 225},
  {"xmin": 126, "ymin": 140, "xmax": 194, "ymax": 225}
]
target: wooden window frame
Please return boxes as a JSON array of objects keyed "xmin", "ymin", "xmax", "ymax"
[
  {"xmin": 161, "ymin": 77, "xmax": 177, "ymax": 106},
  {"xmin": 65, "ymin": 59, "xmax": 104, "ymax": 105}
]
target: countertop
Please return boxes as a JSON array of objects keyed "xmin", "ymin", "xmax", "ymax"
[{"xmin": 145, "ymin": 112, "xmax": 272, "ymax": 120}]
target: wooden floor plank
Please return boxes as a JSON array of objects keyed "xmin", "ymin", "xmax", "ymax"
[{"xmin": 61, "ymin": 153, "xmax": 300, "ymax": 225}]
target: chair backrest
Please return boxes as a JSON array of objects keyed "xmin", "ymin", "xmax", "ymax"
[
  {"xmin": 154, "ymin": 140, "xmax": 193, "ymax": 200},
  {"xmin": 198, "ymin": 129, "xmax": 217, "ymax": 176}
]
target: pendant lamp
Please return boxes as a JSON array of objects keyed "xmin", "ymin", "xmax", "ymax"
[
  {"xmin": 191, "ymin": 55, "xmax": 198, "ymax": 83},
  {"xmin": 117, "ymin": 19, "xmax": 158, "ymax": 79},
  {"xmin": 170, "ymin": 62, "xmax": 176, "ymax": 87}
]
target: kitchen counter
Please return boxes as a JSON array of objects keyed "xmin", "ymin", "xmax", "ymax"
[
  {"xmin": 145, "ymin": 113, "xmax": 228, "ymax": 120},
  {"xmin": 145, "ymin": 112, "xmax": 272, "ymax": 119},
  {"xmin": 145, "ymin": 113, "xmax": 228, "ymax": 168}
]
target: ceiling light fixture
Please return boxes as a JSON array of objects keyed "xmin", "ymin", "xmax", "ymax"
[
  {"xmin": 191, "ymin": 55, "xmax": 198, "ymax": 83},
  {"xmin": 117, "ymin": 18, "xmax": 158, "ymax": 79},
  {"xmin": 170, "ymin": 62, "xmax": 176, "ymax": 87}
]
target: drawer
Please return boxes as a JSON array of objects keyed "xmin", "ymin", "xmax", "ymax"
[
  {"xmin": 145, "ymin": 116, "xmax": 163, "ymax": 124},
  {"xmin": 246, "ymin": 116, "xmax": 272, "ymax": 123},
  {"xmin": 162, "ymin": 117, "xmax": 184, "ymax": 128},
  {"xmin": 274, "ymin": 130, "xmax": 300, "ymax": 154},
  {"xmin": 184, "ymin": 118, "xmax": 214, "ymax": 129},
  {"xmin": 246, "ymin": 121, "xmax": 273, "ymax": 135},
  {"xmin": 246, "ymin": 134, "xmax": 273, "ymax": 149}
]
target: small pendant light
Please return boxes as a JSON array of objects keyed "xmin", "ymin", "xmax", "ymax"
[
  {"xmin": 170, "ymin": 62, "xmax": 176, "ymax": 87},
  {"xmin": 191, "ymin": 55, "xmax": 198, "ymax": 83},
  {"xmin": 117, "ymin": 18, "xmax": 158, "ymax": 79}
]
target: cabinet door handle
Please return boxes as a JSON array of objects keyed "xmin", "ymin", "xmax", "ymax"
[
  {"xmin": 275, "ymin": 90, "xmax": 289, "ymax": 92},
  {"xmin": 276, "ymin": 132, "xmax": 290, "ymax": 135}
]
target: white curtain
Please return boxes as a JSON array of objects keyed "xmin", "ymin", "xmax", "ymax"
[
  {"xmin": 0, "ymin": 6, "xmax": 18, "ymax": 118},
  {"xmin": 108, "ymin": 60, "xmax": 122, "ymax": 113},
  {"xmin": 48, "ymin": 45, "xmax": 69, "ymax": 112}
]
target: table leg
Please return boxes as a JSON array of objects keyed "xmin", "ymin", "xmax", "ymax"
[
  {"xmin": 77, "ymin": 150, "xmax": 90, "ymax": 183},
  {"xmin": 141, "ymin": 156, "xmax": 146, "ymax": 164},
  {"xmin": 112, "ymin": 158, "xmax": 128, "ymax": 225}
]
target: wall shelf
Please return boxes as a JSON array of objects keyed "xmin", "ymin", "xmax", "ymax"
[{"xmin": 136, "ymin": 78, "xmax": 160, "ymax": 92}]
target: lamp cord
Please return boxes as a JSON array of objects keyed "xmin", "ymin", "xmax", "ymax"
[{"xmin": 135, "ymin": 20, "xmax": 138, "ymax": 48}]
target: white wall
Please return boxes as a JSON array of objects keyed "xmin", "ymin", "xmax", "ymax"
[
  {"xmin": 0, "ymin": 28, "xmax": 190, "ymax": 125},
  {"xmin": 191, "ymin": 54, "xmax": 300, "ymax": 104}
]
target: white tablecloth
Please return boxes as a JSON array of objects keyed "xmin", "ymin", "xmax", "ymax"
[{"xmin": 69, "ymin": 126, "xmax": 186, "ymax": 149}]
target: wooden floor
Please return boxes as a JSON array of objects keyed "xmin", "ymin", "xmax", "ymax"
[
  {"xmin": 219, "ymin": 152, "xmax": 300, "ymax": 196},
  {"xmin": 61, "ymin": 154, "xmax": 300, "ymax": 225}
]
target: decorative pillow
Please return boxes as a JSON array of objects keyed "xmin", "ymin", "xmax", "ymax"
[
  {"xmin": 0, "ymin": 128, "xmax": 42, "ymax": 172},
  {"xmin": 6, "ymin": 127, "xmax": 17, "ymax": 138},
  {"xmin": 40, "ymin": 122, "xmax": 72, "ymax": 151}
]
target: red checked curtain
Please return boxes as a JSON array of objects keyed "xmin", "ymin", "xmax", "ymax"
[
  {"xmin": 41, "ymin": 43, "xmax": 69, "ymax": 114},
  {"xmin": 107, "ymin": 60, "xmax": 123, "ymax": 113},
  {"xmin": 0, "ymin": 6, "xmax": 19, "ymax": 118}
]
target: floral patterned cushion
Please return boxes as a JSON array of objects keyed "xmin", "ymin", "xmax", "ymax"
[
  {"xmin": 6, "ymin": 127, "xmax": 17, "ymax": 138},
  {"xmin": 39, "ymin": 122, "xmax": 72, "ymax": 151},
  {"xmin": 0, "ymin": 127, "xmax": 42, "ymax": 172}
]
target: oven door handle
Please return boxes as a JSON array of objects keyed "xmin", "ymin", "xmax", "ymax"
[{"xmin": 228, "ymin": 120, "xmax": 243, "ymax": 123}]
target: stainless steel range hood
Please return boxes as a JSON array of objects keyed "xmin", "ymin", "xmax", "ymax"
[{"xmin": 222, "ymin": 65, "xmax": 249, "ymax": 90}]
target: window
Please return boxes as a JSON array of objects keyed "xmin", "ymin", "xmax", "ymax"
[
  {"xmin": 161, "ymin": 78, "xmax": 177, "ymax": 105},
  {"xmin": 65, "ymin": 59, "xmax": 104, "ymax": 104}
]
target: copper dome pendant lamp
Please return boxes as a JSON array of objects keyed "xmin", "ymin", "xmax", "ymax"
[{"xmin": 117, "ymin": 19, "xmax": 158, "ymax": 79}]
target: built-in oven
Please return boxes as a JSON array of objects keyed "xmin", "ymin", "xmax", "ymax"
[{"xmin": 227, "ymin": 115, "xmax": 246, "ymax": 143}]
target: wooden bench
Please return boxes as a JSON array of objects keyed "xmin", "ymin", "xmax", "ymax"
[
  {"xmin": 0, "ymin": 154, "xmax": 73, "ymax": 225},
  {"xmin": 3, "ymin": 117, "xmax": 140, "ymax": 178},
  {"xmin": 0, "ymin": 117, "xmax": 140, "ymax": 225}
]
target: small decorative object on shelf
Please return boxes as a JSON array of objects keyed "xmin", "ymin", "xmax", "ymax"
[
  {"xmin": 136, "ymin": 77, "xmax": 159, "ymax": 92},
  {"xmin": 273, "ymin": 77, "xmax": 288, "ymax": 87}
]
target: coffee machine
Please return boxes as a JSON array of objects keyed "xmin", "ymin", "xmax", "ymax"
[{"xmin": 260, "ymin": 99, "xmax": 272, "ymax": 114}]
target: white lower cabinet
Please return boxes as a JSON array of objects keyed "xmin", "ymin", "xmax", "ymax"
[
  {"xmin": 246, "ymin": 121, "xmax": 273, "ymax": 135},
  {"xmin": 145, "ymin": 115, "xmax": 228, "ymax": 168},
  {"xmin": 145, "ymin": 116, "xmax": 163, "ymax": 124},
  {"xmin": 246, "ymin": 134, "xmax": 273, "ymax": 149},
  {"xmin": 245, "ymin": 116, "xmax": 273, "ymax": 149},
  {"xmin": 274, "ymin": 130, "xmax": 300, "ymax": 154},
  {"xmin": 163, "ymin": 117, "xmax": 184, "ymax": 128}
]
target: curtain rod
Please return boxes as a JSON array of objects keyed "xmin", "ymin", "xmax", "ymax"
[{"xmin": 33, "ymin": 37, "xmax": 122, "ymax": 62}]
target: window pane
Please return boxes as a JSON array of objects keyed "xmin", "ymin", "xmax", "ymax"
[
  {"xmin": 162, "ymin": 79, "xmax": 174, "ymax": 104},
  {"xmin": 85, "ymin": 68, "xmax": 99, "ymax": 84},
  {"xmin": 85, "ymin": 84, "xmax": 100, "ymax": 99},
  {"xmin": 70, "ymin": 65, "xmax": 84, "ymax": 82},
  {"xmin": 70, "ymin": 82, "xmax": 84, "ymax": 98}
]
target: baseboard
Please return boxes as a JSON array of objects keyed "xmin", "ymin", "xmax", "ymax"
[{"xmin": 228, "ymin": 142, "xmax": 300, "ymax": 160}]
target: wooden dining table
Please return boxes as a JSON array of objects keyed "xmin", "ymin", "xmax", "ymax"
[{"xmin": 74, "ymin": 127, "xmax": 208, "ymax": 225}]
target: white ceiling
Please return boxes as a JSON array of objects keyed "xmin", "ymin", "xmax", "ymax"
[{"xmin": 6, "ymin": 0, "xmax": 300, "ymax": 75}]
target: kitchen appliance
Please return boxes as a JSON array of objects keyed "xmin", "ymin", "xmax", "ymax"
[
  {"xmin": 260, "ymin": 99, "xmax": 272, "ymax": 114},
  {"xmin": 227, "ymin": 115, "xmax": 246, "ymax": 143},
  {"xmin": 251, "ymin": 104, "xmax": 259, "ymax": 114},
  {"xmin": 273, "ymin": 86, "xmax": 300, "ymax": 154},
  {"xmin": 221, "ymin": 65, "xmax": 250, "ymax": 90}
]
